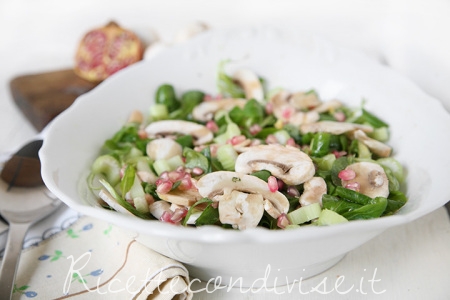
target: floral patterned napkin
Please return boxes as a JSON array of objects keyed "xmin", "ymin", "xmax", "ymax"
[{"xmin": 12, "ymin": 216, "xmax": 192, "ymax": 299}]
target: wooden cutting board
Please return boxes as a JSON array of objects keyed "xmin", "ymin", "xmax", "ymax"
[{"xmin": 9, "ymin": 69, "xmax": 98, "ymax": 131}]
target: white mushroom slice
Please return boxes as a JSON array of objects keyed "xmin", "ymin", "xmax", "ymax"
[
  {"xmin": 341, "ymin": 162, "xmax": 389, "ymax": 198},
  {"xmin": 196, "ymin": 171, "xmax": 289, "ymax": 218},
  {"xmin": 217, "ymin": 190, "xmax": 264, "ymax": 230},
  {"xmin": 300, "ymin": 121, "xmax": 373, "ymax": 135},
  {"xmin": 263, "ymin": 199, "xmax": 282, "ymax": 219},
  {"xmin": 311, "ymin": 99, "xmax": 343, "ymax": 113},
  {"xmin": 289, "ymin": 91, "xmax": 321, "ymax": 110},
  {"xmin": 157, "ymin": 188, "xmax": 202, "ymax": 207},
  {"xmin": 192, "ymin": 98, "xmax": 247, "ymax": 121},
  {"xmin": 146, "ymin": 138, "xmax": 183, "ymax": 160},
  {"xmin": 289, "ymin": 111, "xmax": 320, "ymax": 126},
  {"xmin": 352, "ymin": 129, "xmax": 392, "ymax": 158},
  {"xmin": 99, "ymin": 189, "xmax": 134, "ymax": 216},
  {"xmin": 235, "ymin": 144, "xmax": 315, "ymax": 185},
  {"xmin": 149, "ymin": 200, "xmax": 172, "ymax": 219},
  {"xmin": 145, "ymin": 120, "xmax": 213, "ymax": 145},
  {"xmin": 233, "ymin": 69, "xmax": 264, "ymax": 102},
  {"xmin": 299, "ymin": 177, "xmax": 327, "ymax": 207}
]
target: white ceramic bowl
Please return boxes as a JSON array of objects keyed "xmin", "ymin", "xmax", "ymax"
[{"xmin": 40, "ymin": 27, "xmax": 450, "ymax": 287}]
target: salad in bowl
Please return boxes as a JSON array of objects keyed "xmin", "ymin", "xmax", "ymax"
[
  {"xmin": 40, "ymin": 27, "xmax": 450, "ymax": 285},
  {"xmin": 88, "ymin": 63, "xmax": 407, "ymax": 231}
]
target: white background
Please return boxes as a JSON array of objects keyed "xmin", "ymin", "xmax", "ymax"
[{"xmin": 0, "ymin": 1, "xmax": 449, "ymax": 299}]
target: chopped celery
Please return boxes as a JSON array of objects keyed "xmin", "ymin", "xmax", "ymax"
[
  {"xmin": 214, "ymin": 122, "xmax": 241, "ymax": 144},
  {"xmin": 377, "ymin": 157, "xmax": 405, "ymax": 183},
  {"xmin": 273, "ymin": 130, "xmax": 291, "ymax": 145},
  {"xmin": 167, "ymin": 155, "xmax": 184, "ymax": 170},
  {"xmin": 149, "ymin": 103, "xmax": 169, "ymax": 121},
  {"xmin": 92, "ymin": 155, "xmax": 122, "ymax": 186},
  {"xmin": 216, "ymin": 144, "xmax": 238, "ymax": 171},
  {"xmin": 317, "ymin": 209, "xmax": 348, "ymax": 226},
  {"xmin": 287, "ymin": 203, "xmax": 322, "ymax": 225},
  {"xmin": 153, "ymin": 159, "xmax": 171, "ymax": 175},
  {"xmin": 312, "ymin": 153, "xmax": 336, "ymax": 171},
  {"xmin": 369, "ymin": 126, "xmax": 389, "ymax": 142},
  {"xmin": 357, "ymin": 141, "xmax": 372, "ymax": 159}
]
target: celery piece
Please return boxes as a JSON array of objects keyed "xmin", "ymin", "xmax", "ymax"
[
  {"xmin": 92, "ymin": 155, "xmax": 122, "ymax": 186},
  {"xmin": 317, "ymin": 209, "xmax": 348, "ymax": 226},
  {"xmin": 153, "ymin": 159, "xmax": 171, "ymax": 175},
  {"xmin": 287, "ymin": 203, "xmax": 322, "ymax": 225},
  {"xmin": 312, "ymin": 153, "xmax": 336, "ymax": 171},
  {"xmin": 214, "ymin": 122, "xmax": 241, "ymax": 144},
  {"xmin": 285, "ymin": 224, "xmax": 301, "ymax": 230},
  {"xmin": 130, "ymin": 175, "xmax": 149, "ymax": 214},
  {"xmin": 273, "ymin": 130, "xmax": 291, "ymax": 145},
  {"xmin": 357, "ymin": 141, "xmax": 372, "ymax": 159},
  {"xmin": 369, "ymin": 127, "xmax": 389, "ymax": 142},
  {"xmin": 216, "ymin": 144, "xmax": 238, "ymax": 171},
  {"xmin": 377, "ymin": 157, "xmax": 405, "ymax": 183},
  {"xmin": 167, "ymin": 155, "xmax": 184, "ymax": 170},
  {"xmin": 149, "ymin": 103, "xmax": 169, "ymax": 121}
]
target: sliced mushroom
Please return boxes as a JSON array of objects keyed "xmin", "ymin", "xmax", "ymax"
[
  {"xmin": 196, "ymin": 171, "xmax": 289, "ymax": 219},
  {"xmin": 289, "ymin": 111, "xmax": 320, "ymax": 127},
  {"xmin": 289, "ymin": 91, "xmax": 321, "ymax": 110},
  {"xmin": 146, "ymin": 138, "xmax": 183, "ymax": 160},
  {"xmin": 341, "ymin": 162, "xmax": 389, "ymax": 198},
  {"xmin": 149, "ymin": 200, "xmax": 172, "ymax": 219},
  {"xmin": 235, "ymin": 144, "xmax": 315, "ymax": 185},
  {"xmin": 311, "ymin": 99, "xmax": 343, "ymax": 113},
  {"xmin": 192, "ymin": 98, "xmax": 247, "ymax": 121},
  {"xmin": 99, "ymin": 189, "xmax": 134, "ymax": 215},
  {"xmin": 352, "ymin": 129, "xmax": 392, "ymax": 158},
  {"xmin": 145, "ymin": 120, "xmax": 213, "ymax": 145},
  {"xmin": 233, "ymin": 69, "xmax": 264, "ymax": 102},
  {"xmin": 299, "ymin": 177, "xmax": 327, "ymax": 207},
  {"xmin": 300, "ymin": 121, "xmax": 374, "ymax": 135},
  {"xmin": 217, "ymin": 190, "xmax": 264, "ymax": 230},
  {"xmin": 157, "ymin": 188, "xmax": 202, "ymax": 207}
]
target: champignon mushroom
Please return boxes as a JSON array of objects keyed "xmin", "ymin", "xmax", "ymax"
[
  {"xmin": 149, "ymin": 200, "xmax": 172, "ymax": 219},
  {"xmin": 145, "ymin": 120, "xmax": 213, "ymax": 145},
  {"xmin": 311, "ymin": 99, "xmax": 343, "ymax": 113},
  {"xmin": 217, "ymin": 190, "xmax": 264, "ymax": 230},
  {"xmin": 300, "ymin": 121, "xmax": 374, "ymax": 135},
  {"xmin": 146, "ymin": 138, "xmax": 183, "ymax": 160},
  {"xmin": 299, "ymin": 177, "xmax": 327, "ymax": 207},
  {"xmin": 196, "ymin": 171, "xmax": 289, "ymax": 219},
  {"xmin": 233, "ymin": 69, "xmax": 264, "ymax": 103},
  {"xmin": 289, "ymin": 91, "xmax": 322, "ymax": 110},
  {"xmin": 234, "ymin": 144, "xmax": 315, "ymax": 185},
  {"xmin": 157, "ymin": 188, "xmax": 202, "ymax": 207},
  {"xmin": 192, "ymin": 98, "xmax": 247, "ymax": 121},
  {"xmin": 289, "ymin": 111, "xmax": 320, "ymax": 127},
  {"xmin": 341, "ymin": 162, "xmax": 389, "ymax": 198},
  {"xmin": 351, "ymin": 129, "xmax": 392, "ymax": 158}
]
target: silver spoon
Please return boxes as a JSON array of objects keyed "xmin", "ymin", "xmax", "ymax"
[{"xmin": 0, "ymin": 139, "xmax": 61, "ymax": 299}]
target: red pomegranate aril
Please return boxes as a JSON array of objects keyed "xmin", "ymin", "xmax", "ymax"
[
  {"xmin": 168, "ymin": 170, "xmax": 184, "ymax": 182},
  {"xmin": 287, "ymin": 186, "xmax": 300, "ymax": 197},
  {"xmin": 338, "ymin": 169, "xmax": 356, "ymax": 181},
  {"xmin": 277, "ymin": 213, "xmax": 290, "ymax": 229},
  {"xmin": 192, "ymin": 167, "xmax": 204, "ymax": 176},
  {"xmin": 265, "ymin": 103, "xmax": 274, "ymax": 115},
  {"xmin": 160, "ymin": 211, "xmax": 175, "ymax": 223},
  {"xmin": 229, "ymin": 135, "xmax": 246, "ymax": 145},
  {"xmin": 178, "ymin": 177, "xmax": 193, "ymax": 191},
  {"xmin": 249, "ymin": 124, "xmax": 262, "ymax": 136},
  {"xmin": 334, "ymin": 111, "xmax": 346, "ymax": 122},
  {"xmin": 265, "ymin": 134, "xmax": 278, "ymax": 144},
  {"xmin": 268, "ymin": 176, "xmax": 278, "ymax": 192},
  {"xmin": 345, "ymin": 182, "xmax": 360, "ymax": 192},
  {"xmin": 206, "ymin": 120, "xmax": 219, "ymax": 132},
  {"xmin": 171, "ymin": 208, "xmax": 188, "ymax": 223},
  {"xmin": 156, "ymin": 180, "xmax": 173, "ymax": 194}
]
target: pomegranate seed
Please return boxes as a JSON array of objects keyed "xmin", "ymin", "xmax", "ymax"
[
  {"xmin": 338, "ymin": 169, "xmax": 356, "ymax": 181},
  {"xmin": 345, "ymin": 182, "xmax": 360, "ymax": 192},
  {"xmin": 178, "ymin": 176, "xmax": 193, "ymax": 191},
  {"xmin": 265, "ymin": 134, "xmax": 278, "ymax": 144},
  {"xmin": 277, "ymin": 213, "xmax": 291, "ymax": 229},
  {"xmin": 268, "ymin": 176, "xmax": 278, "ymax": 192},
  {"xmin": 286, "ymin": 138, "xmax": 296, "ymax": 147},
  {"xmin": 281, "ymin": 107, "xmax": 294, "ymax": 119},
  {"xmin": 192, "ymin": 167, "xmax": 204, "ymax": 176},
  {"xmin": 203, "ymin": 94, "xmax": 213, "ymax": 101},
  {"xmin": 229, "ymin": 135, "xmax": 246, "ymax": 145},
  {"xmin": 334, "ymin": 111, "xmax": 346, "ymax": 122},
  {"xmin": 156, "ymin": 180, "xmax": 173, "ymax": 194},
  {"xmin": 159, "ymin": 171, "xmax": 169, "ymax": 181},
  {"xmin": 277, "ymin": 179, "xmax": 284, "ymax": 190},
  {"xmin": 206, "ymin": 120, "xmax": 219, "ymax": 132},
  {"xmin": 249, "ymin": 124, "xmax": 262, "ymax": 136},
  {"xmin": 160, "ymin": 211, "xmax": 175, "ymax": 223},
  {"xmin": 214, "ymin": 94, "xmax": 223, "ymax": 100},
  {"xmin": 138, "ymin": 129, "xmax": 148, "ymax": 139},
  {"xmin": 287, "ymin": 186, "xmax": 300, "ymax": 197},
  {"xmin": 332, "ymin": 150, "xmax": 347, "ymax": 158},
  {"xmin": 168, "ymin": 170, "xmax": 184, "ymax": 182},
  {"xmin": 170, "ymin": 207, "xmax": 188, "ymax": 223},
  {"xmin": 145, "ymin": 194, "xmax": 155, "ymax": 205},
  {"xmin": 176, "ymin": 165, "xmax": 185, "ymax": 173},
  {"xmin": 265, "ymin": 103, "xmax": 274, "ymax": 115}
]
